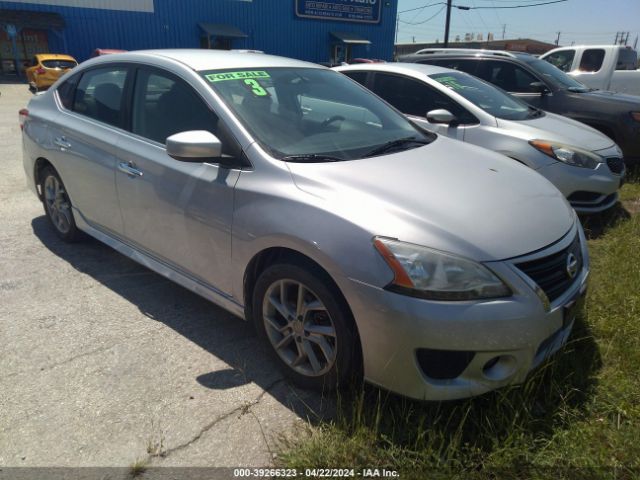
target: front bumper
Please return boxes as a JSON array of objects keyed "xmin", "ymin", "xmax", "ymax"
[
  {"xmin": 347, "ymin": 224, "xmax": 589, "ymax": 401},
  {"xmin": 538, "ymin": 158, "xmax": 623, "ymax": 214}
]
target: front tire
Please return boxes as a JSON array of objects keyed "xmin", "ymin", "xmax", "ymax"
[
  {"xmin": 252, "ymin": 262, "xmax": 358, "ymax": 390},
  {"xmin": 41, "ymin": 166, "xmax": 82, "ymax": 242}
]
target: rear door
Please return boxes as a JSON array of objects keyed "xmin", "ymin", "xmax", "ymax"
[
  {"xmin": 50, "ymin": 65, "xmax": 130, "ymax": 234},
  {"xmin": 114, "ymin": 66, "xmax": 240, "ymax": 294}
]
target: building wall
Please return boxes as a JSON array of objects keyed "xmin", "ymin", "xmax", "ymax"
[{"xmin": 0, "ymin": 0, "xmax": 398, "ymax": 63}]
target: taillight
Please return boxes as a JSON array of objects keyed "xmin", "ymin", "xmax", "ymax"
[
  {"xmin": 19, "ymin": 108, "xmax": 29, "ymax": 130},
  {"xmin": 36, "ymin": 67, "xmax": 46, "ymax": 75}
]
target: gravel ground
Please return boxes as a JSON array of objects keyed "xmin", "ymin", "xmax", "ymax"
[{"xmin": 0, "ymin": 82, "xmax": 323, "ymax": 468}]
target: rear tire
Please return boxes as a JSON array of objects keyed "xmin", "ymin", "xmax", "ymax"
[
  {"xmin": 41, "ymin": 166, "xmax": 82, "ymax": 242},
  {"xmin": 252, "ymin": 262, "xmax": 359, "ymax": 391}
]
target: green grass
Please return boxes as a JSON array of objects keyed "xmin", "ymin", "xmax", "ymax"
[{"xmin": 278, "ymin": 177, "xmax": 640, "ymax": 479}]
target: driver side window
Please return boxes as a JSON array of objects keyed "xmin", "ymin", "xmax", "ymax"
[
  {"xmin": 475, "ymin": 61, "xmax": 539, "ymax": 93},
  {"xmin": 132, "ymin": 69, "xmax": 219, "ymax": 145},
  {"xmin": 545, "ymin": 50, "xmax": 576, "ymax": 72}
]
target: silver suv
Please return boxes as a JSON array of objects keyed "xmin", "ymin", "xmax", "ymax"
[
  {"xmin": 336, "ymin": 62, "xmax": 624, "ymax": 213},
  {"xmin": 21, "ymin": 50, "xmax": 588, "ymax": 400}
]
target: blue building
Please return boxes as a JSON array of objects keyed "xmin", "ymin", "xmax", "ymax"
[{"xmin": 0, "ymin": 0, "xmax": 398, "ymax": 76}]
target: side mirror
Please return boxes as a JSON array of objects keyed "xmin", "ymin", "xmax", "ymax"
[
  {"xmin": 166, "ymin": 130, "xmax": 222, "ymax": 162},
  {"xmin": 426, "ymin": 109, "xmax": 458, "ymax": 125},
  {"xmin": 529, "ymin": 81, "xmax": 550, "ymax": 95}
]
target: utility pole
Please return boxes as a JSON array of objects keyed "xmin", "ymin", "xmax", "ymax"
[
  {"xmin": 555, "ymin": 31, "xmax": 561, "ymax": 46},
  {"xmin": 444, "ymin": 0, "xmax": 453, "ymax": 47},
  {"xmin": 502, "ymin": 24, "xmax": 506, "ymax": 40}
]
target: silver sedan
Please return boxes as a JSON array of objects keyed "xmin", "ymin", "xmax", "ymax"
[
  {"xmin": 336, "ymin": 62, "xmax": 624, "ymax": 214},
  {"xmin": 21, "ymin": 50, "xmax": 588, "ymax": 400}
]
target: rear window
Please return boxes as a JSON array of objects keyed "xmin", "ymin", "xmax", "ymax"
[
  {"xmin": 617, "ymin": 49, "xmax": 638, "ymax": 70},
  {"xmin": 42, "ymin": 60, "xmax": 77, "ymax": 69}
]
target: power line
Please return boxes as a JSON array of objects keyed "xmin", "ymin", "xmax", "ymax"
[
  {"xmin": 469, "ymin": 0, "xmax": 568, "ymax": 9},
  {"xmin": 399, "ymin": 6, "xmax": 446, "ymax": 25}
]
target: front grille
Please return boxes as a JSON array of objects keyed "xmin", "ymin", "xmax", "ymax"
[
  {"xmin": 567, "ymin": 191, "xmax": 601, "ymax": 203},
  {"xmin": 606, "ymin": 157, "xmax": 625, "ymax": 175},
  {"xmin": 515, "ymin": 234, "xmax": 583, "ymax": 303}
]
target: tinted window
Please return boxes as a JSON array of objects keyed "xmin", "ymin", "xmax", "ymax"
[
  {"xmin": 73, "ymin": 67, "xmax": 128, "ymax": 127},
  {"xmin": 579, "ymin": 49, "xmax": 605, "ymax": 72},
  {"xmin": 419, "ymin": 58, "xmax": 478, "ymax": 75},
  {"xmin": 132, "ymin": 69, "xmax": 219, "ymax": 145},
  {"xmin": 521, "ymin": 57, "xmax": 589, "ymax": 91},
  {"xmin": 42, "ymin": 60, "xmax": 77, "ymax": 69},
  {"xmin": 342, "ymin": 70, "xmax": 368, "ymax": 86},
  {"xmin": 545, "ymin": 50, "xmax": 575, "ymax": 72},
  {"xmin": 57, "ymin": 74, "xmax": 79, "ymax": 110},
  {"xmin": 201, "ymin": 67, "xmax": 430, "ymax": 160},
  {"xmin": 474, "ymin": 61, "xmax": 538, "ymax": 93},
  {"xmin": 616, "ymin": 49, "xmax": 638, "ymax": 70},
  {"xmin": 431, "ymin": 72, "xmax": 536, "ymax": 121},
  {"xmin": 371, "ymin": 72, "xmax": 477, "ymax": 124}
]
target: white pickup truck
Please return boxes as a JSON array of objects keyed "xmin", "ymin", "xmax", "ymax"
[{"xmin": 540, "ymin": 45, "xmax": 640, "ymax": 96}]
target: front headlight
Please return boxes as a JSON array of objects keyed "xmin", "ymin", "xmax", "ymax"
[
  {"xmin": 373, "ymin": 237, "xmax": 512, "ymax": 301},
  {"xmin": 529, "ymin": 140, "xmax": 603, "ymax": 169}
]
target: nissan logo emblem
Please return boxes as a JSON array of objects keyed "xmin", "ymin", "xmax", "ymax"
[{"xmin": 566, "ymin": 253, "xmax": 578, "ymax": 279}]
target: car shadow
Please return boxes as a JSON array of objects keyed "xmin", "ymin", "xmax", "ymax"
[
  {"xmin": 31, "ymin": 215, "xmax": 336, "ymax": 424},
  {"xmin": 580, "ymin": 202, "xmax": 631, "ymax": 240}
]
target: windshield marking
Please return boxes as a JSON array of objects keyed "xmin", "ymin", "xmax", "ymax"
[{"xmin": 205, "ymin": 71, "xmax": 271, "ymax": 82}]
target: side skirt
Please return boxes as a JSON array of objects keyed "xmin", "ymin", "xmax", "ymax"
[{"xmin": 73, "ymin": 207, "xmax": 246, "ymax": 320}]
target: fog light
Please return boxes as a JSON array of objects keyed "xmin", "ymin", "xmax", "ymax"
[{"xmin": 482, "ymin": 355, "xmax": 517, "ymax": 381}]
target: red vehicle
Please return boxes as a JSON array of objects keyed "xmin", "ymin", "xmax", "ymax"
[{"xmin": 91, "ymin": 49, "xmax": 127, "ymax": 57}]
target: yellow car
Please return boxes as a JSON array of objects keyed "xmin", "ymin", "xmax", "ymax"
[{"xmin": 26, "ymin": 54, "xmax": 78, "ymax": 92}]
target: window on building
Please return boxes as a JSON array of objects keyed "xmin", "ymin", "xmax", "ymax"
[
  {"xmin": 73, "ymin": 67, "xmax": 128, "ymax": 127},
  {"xmin": 132, "ymin": 69, "xmax": 219, "ymax": 145},
  {"xmin": 370, "ymin": 72, "xmax": 477, "ymax": 124},
  {"xmin": 545, "ymin": 50, "xmax": 576, "ymax": 72},
  {"xmin": 579, "ymin": 49, "xmax": 605, "ymax": 72},
  {"xmin": 474, "ymin": 61, "xmax": 538, "ymax": 93}
]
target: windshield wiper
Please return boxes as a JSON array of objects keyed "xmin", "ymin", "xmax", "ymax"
[
  {"xmin": 527, "ymin": 105, "xmax": 544, "ymax": 118},
  {"xmin": 363, "ymin": 136, "xmax": 430, "ymax": 158},
  {"xmin": 281, "ymin": 154, "xmax": 343, "ymax": 163}
]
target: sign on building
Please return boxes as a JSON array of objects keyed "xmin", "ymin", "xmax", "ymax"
[{"xmin": 295, "ymin": 0, "xmax": 382, "ymax": 24}]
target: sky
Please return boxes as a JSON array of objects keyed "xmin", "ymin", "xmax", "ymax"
[{"xmin": 395, "ymin": 0, "xmax": 640, "ymax": 48}]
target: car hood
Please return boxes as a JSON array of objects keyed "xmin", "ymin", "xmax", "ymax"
[
  {"xmin": 286, "ymin": 136, "xmax": 574, "ymax": 262},
  {"xmin": 577, "ymin": 88, "xmax": 640, "ymax": 106},
  {"xmin": 497, "ymin": 111, "xmax": 614, "ymax": 152}
]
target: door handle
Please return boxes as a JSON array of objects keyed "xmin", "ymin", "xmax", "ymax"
[
  {"xmin": 117, "ymin": 161, "xmax": 143, "ymax": 177},
  {"xmin": 54, "ymin": 136, "xmax": 71, "ymax": 149}
]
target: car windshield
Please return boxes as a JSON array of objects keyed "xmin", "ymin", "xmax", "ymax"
[
  {"xmin": 521, "ymin": 57, "xmax": 589, "ymax": 92},
  {"xmin": 430, "ymin": 71, "xmax": 539, "ymax": 121},
  {"xmin": 200, "ymin": 67, "xmax": 433, "ymax": 161}
]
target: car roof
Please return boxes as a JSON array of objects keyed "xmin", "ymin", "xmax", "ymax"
[
  {"xmin": 97, "ymin": 49, "xmax": 323, "ymax": 71},
  {"xmin": 337, "ymin": 62, "xmax": 454, "ymax": 77},
  {"xmin": 36, "ymin": 53, "xmax": 76, "ymax": 60},
  {"xmin": 402, "ymin": 49, "xmax": 532, "ymax": 62}
]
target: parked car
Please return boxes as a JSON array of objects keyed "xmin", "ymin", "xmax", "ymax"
[
  {"xmin": 20, "ymin": 50, "xmax": 589, "ymax": 401},
  {"xmin": 336, "ymin": 63, "xmax": 625, "ymax": 213},
  {"xmin": 25, "ymin": 54, "xmax": 77, "ymax": 92},
  {"xmin": 399, "ymin": 49, "xmax": 640, "ymax": 165},
  {"xmin": 540, "ymin": 45, "xmax": 640, "ymax": 96},
  {"xmin": 91, "ymin": 49, "xmax": 128, "ymax": 57}
]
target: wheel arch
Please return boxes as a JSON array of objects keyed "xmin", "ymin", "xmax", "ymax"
[
  {"xmin": 33, "ymin": 157, "xmax": 55, "ymax": 201},
  {"xmin": 243, "ymin": 245, "xmax": 363, "ymax": 376}
]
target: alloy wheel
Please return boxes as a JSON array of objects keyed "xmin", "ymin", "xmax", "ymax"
[
  {"xmin": 262, "ymin": 279, "xmax": 337, "ymax": 377},
  {"xmin": 44, "ymin": 174, "xmax": 72, "ymax": 234}
]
